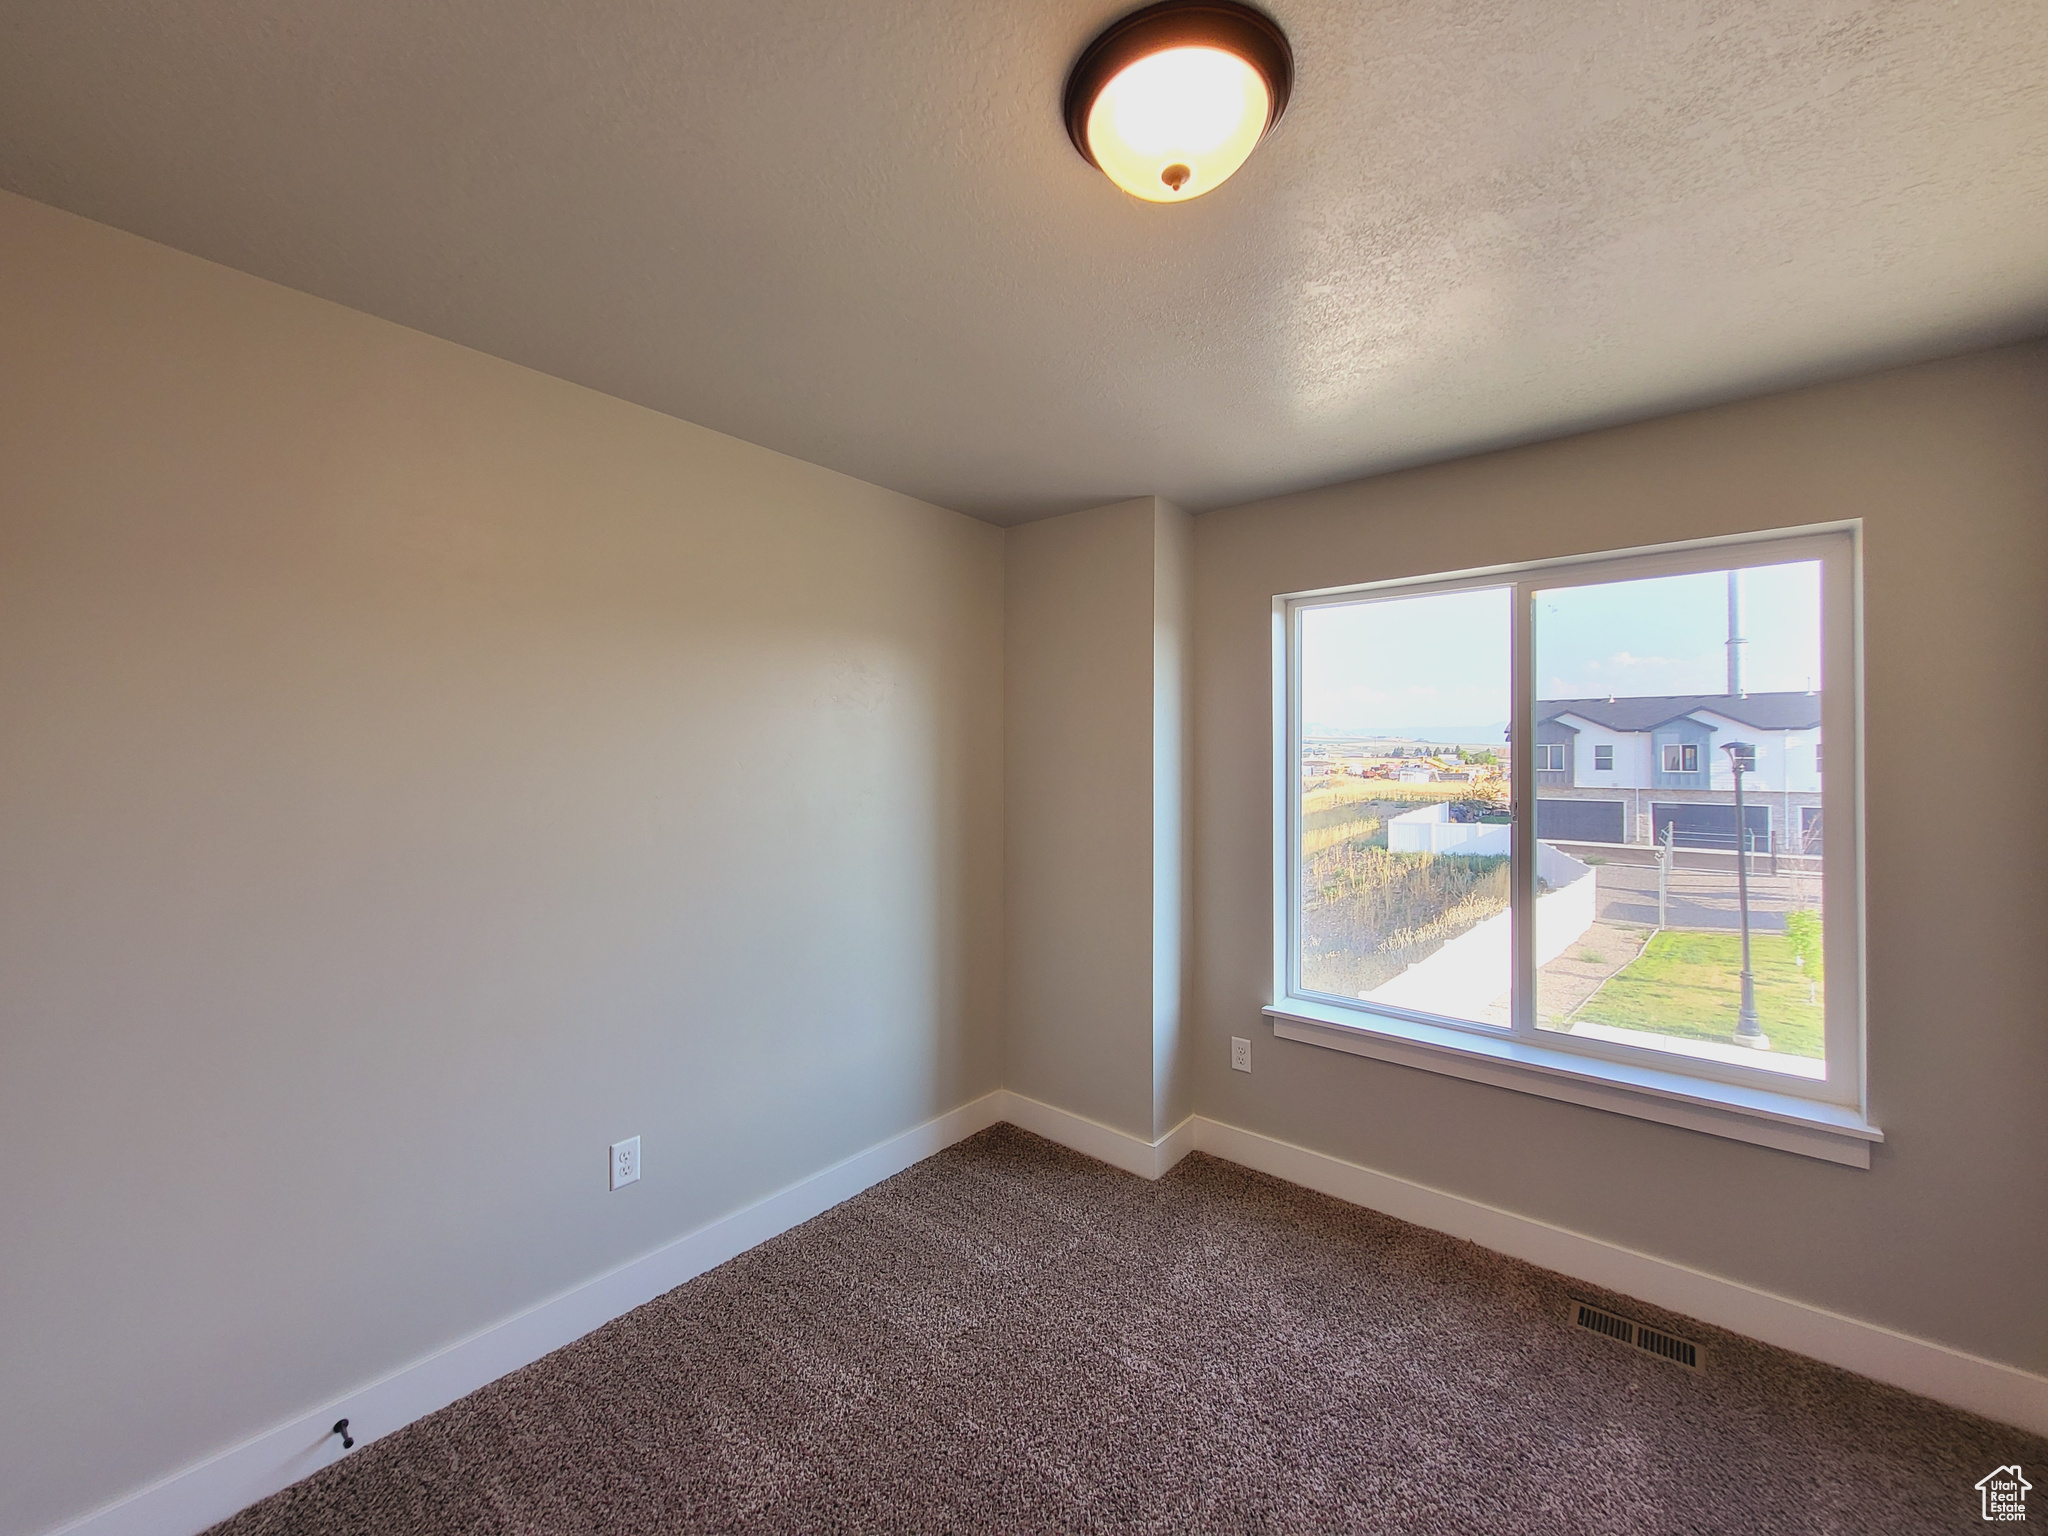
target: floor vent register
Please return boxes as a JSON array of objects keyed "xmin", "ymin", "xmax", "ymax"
[{"xmin": 1573, "ymin": 1301, "xmax": 1705, "ymax": 1370}]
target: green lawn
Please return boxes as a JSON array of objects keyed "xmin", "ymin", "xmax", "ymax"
[{"xmin": 1575, "ymin": 930, "xmax": 1824, "ymax": 1058}]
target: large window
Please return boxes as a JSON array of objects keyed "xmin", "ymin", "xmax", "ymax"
[{"xmin": 1271, "ymin": 527, "xmax": 1874, "ymax": 1164}]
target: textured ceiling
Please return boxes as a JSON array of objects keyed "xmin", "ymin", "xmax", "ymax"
[{"xmin": 3, "ymin": 1, "xmax": 2044, "ymax": 522}]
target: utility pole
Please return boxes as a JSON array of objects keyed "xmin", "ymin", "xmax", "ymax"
[
  {"xmin": 1724, "ymin": 742, "xmax": 1768, "ymax": 1049},
  {"xmin": 1726, "ymin": 569, "xmax": 1748, "ymax": 698}
]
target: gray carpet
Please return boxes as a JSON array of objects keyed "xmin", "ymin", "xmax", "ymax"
[{"xmin": 210, "ymin": 1126, "xmax": 2041, "ymax": 1534}]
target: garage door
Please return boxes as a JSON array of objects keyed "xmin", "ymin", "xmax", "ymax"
[
  {"xmin": 1652, "ymin": 802, "xmax": 1770, "ymax": 852},
  {"xmin": 1536, "ymin": 799, "xmax": 1625, "ymax": 844}
]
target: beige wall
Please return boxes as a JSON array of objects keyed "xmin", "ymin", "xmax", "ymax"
[
  {"xmin": 1191, "ymin": 342, "xmax": 2048, "ymax": 1373},
  {"xmin": 0, "ymin": 191, "xmax": 1005, "ymax": 1534},
  {"xmin": 1152, "ymin": 499, "xmax": 1194, "ymax": 1137},
  {"xmin": 1004, "ymin": 497, "xmax": 1192, "ymax": 1142}
]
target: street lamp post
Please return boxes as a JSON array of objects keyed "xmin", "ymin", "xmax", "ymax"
[{"xmin": 1724, "ymin": 741, "xmax": 1769, "ymax": 1050}]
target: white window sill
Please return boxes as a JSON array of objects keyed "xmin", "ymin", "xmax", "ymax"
[{"xmin": 1263, "ymin": 998, "xmax": 1882, "ymax": 1168}]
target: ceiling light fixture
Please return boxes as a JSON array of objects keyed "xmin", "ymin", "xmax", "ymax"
[{"xmin": 1064, "ymin": 0, "xmax": 1293, "ymax": 204}]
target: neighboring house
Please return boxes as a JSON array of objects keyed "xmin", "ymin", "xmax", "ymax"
[{"xmin": 1528, "ymin": 691, "xmax": 1823, "ymax": 850}]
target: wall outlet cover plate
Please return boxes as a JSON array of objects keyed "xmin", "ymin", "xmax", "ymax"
[{"xmin": 610, "ymin": 1136, "xmax": 640, "ymax": 1190}]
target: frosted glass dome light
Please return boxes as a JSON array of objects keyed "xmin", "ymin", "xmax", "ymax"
[{"xmin": 1065, "ymin": 2, "xmax": 1293, "ymax": 204}]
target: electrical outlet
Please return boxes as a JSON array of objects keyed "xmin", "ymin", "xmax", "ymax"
[
  {"xmin": 610, "ymin": 1136, "xmax": 640, "ymax": 1191},
  {"xmin": 1231, "ymin": 1036, "xmax": 1252, "ymax": 1073}
]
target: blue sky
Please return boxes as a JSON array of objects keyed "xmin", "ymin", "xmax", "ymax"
[
  {"xmin": 1302, "ymin": 587, "xmax": 1510, "ymax": 737},
  {"xmin": 1302, "ymin": 561, "xmax": 1821, "ymax": 737},
  {"xmin": 1539, "ymin": 562, "xmax": 1821, "ymax": 700}
]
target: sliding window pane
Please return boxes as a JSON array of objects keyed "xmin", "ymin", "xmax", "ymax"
[
  {"xmin": 1530, "ymin": 562, "xmax": 1826, "ymax": 1079},
  {"xmin": 1297, "ymin": 588, "xmax": 1514, "ymax": 1026}
]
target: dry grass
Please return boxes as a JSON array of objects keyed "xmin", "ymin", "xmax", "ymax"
[
  {"xmin": 1301, "ymin": 817, "xmax": 1382, "ymax": 856},
  {"xmin": 1301, "ymin": 840, "xmax": 1509, "ymax": 998},
  {"xmin": 1297, "ymin": 776, "xmax": 1513, "ymax": 997},
  {"xmin": 1300, "ymin": 776, "xmax": 1463, "ymax": 816}
]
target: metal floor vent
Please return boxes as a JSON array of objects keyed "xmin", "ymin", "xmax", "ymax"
[{"xmin": 1573, "ymin": 1302, "xmax": 1704, "ymax": 1371}]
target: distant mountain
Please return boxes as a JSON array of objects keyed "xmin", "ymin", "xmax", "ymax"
[{"xmin": 1304, "ymin": 723, "xmax": 1508, "ymax": 746}]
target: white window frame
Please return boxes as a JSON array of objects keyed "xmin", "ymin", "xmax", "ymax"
[
  {"xmin": 1593, "ymin": 744, "xmax": 1614, "ymax": 771},
  {"xmin": 1267, "ymin": 524, "xmax": 1879, "ymax": 1166},
  {"xmin": 1536, "ymin": 742, "xmax": 1565, "ymax": 772},
  {"xmin": 1663, "ymin": 742, "xmax": 1700, "ymax": 774}
]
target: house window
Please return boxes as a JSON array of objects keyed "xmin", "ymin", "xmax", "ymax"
[
  {"xmin": 1814, "ymin": 741, "xmax": 1824, "ymax": 774},
  {"xmin": 1662, "ymin": 742, "xmax": 1699, "ymax": 774},
  {"xmin": 1272, "ymin": 525, "xmax": 1871, "ymax": 1164},
  {"xmin": 1728, "ymin": 744, "xmax": 1758, "ymax": 774},
  {"xmin": 1290, "ymin": 585, "xmax": 1512, "ymax": 1023}
]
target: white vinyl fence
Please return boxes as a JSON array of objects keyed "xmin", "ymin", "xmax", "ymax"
[
  {"xmin": 1386, "ymin": 802, "xmax": 1511, "ymax": 857},
  {"xmin": 1363, "ymin": 841, "xmax": 1597, "ymax": 1019}
]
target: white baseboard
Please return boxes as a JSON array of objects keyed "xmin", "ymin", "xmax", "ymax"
[
  {"xmin": 43, "ymin": 1092, "xmax": 2044, "ymax": 1536},
  {"xmin": 44, "ymin": 1092, "xmax": 1008, "ymax": 1536},
  {"xmin": 993, "ymin": 1090, "xmax": 1195, "ymax": 1180},
  {"xmin": 1186, "ymin": 1116, "xmax": 2048, "ymax": 1438}
]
